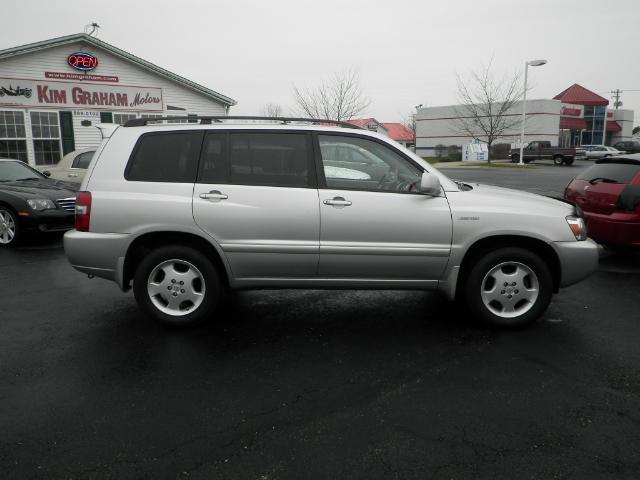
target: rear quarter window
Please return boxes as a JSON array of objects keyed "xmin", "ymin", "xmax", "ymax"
[
  {"xmin": 126, "ymin": 132, "xmax": 203, "ymax": 182},
  {"xmin": 72, "ymin": 151, "xmax": 94, "ymax": 169},
  {"xmin": 577, "ymin": 162, "xmax": 640, "ymax": 184}
]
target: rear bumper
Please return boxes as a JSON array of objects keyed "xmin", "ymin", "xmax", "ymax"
[
  {"xmin": 553, "ymin": 239, "xmax": 600, "ymax": 287},
  {"xmin": 63, "ymin": 230, "xmax": 131, "ymax": 287},
  {"xmin": 583, "ymin": 212, "xmax": 640, "ymax": 247}
]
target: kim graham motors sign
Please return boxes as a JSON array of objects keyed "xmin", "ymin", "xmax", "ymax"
[{"xmin": 0, "ymin": 77, "xmax": 163, "ymax": 112}]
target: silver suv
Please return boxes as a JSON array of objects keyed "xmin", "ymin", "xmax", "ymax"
[{"xmin": 64, "ymin": 116, "xmax": 599, "ymax": 328}]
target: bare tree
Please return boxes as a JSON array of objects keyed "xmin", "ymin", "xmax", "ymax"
[
  {"xmin": 293, "ymin": 69, "xmax": 370, "ymax": 121},
  {"xmin": 261, "ymin": 103, "xmax": 283, "ymax": 118},
  {"xmin": 453, "ymin": 63, "xmax": 523, "ymax": 162},
  {"xmin": 402, "ymin": 112, "xmax": 417, "ymax": 135}
]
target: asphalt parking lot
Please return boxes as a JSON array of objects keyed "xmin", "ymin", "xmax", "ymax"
[{"xmin": 2, "ymin": 165, "xmax": 640, "ymax": 479}]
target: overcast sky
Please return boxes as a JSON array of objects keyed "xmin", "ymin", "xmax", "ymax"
[{"xmin": 2, "ymin": 0, "xmax": 638, "ymax": 123}]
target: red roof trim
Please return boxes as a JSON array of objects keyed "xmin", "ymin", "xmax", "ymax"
[
  {"xmin": 559, "ymin": 117, "xmax": 589, "ymax": 129},
  {"xmin": 554, "ymin": 84, "xmax": 609, "ymax": 106},
  {"xmin": 380, "ymin": 122, "xmax": 415, "ymax": 141},
  {"xmin": 606, "ymin": 120, "xmax": 622, "ymax": 132}
]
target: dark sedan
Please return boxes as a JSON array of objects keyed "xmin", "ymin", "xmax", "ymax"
[{"xmin": 0, "ymin": 159, "xmax": 77, "ymax": 247}]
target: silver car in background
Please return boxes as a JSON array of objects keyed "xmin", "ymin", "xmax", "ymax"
[
  {"xmin": 64, "ymin": 117, "xmax": 599, "ymax": 329},
  {"xmin": 581, "ymin": 145, "xmax": 624, "ymax": 160}
]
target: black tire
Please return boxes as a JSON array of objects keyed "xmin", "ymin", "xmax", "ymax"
[
  {"xmin": 0, "ymin": 206, "xmax": 20, "ymax": 248},
  {"xmin": 464, "ymin": 247, "xmax": 553, "ymax": 329},
  {"xmin": 510, "ymin": 154, "xmax": 519, "ymax": 163},
  {"xmin": 133, "ymin": 245, "xmax": 222, "ymax": 327},
  {"xmin": 553, "ymin": 155, "xmax": 564, "ymax": 166}
]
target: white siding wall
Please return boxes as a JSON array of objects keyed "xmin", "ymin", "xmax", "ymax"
[
  {"xmin": 611, "ymin": 109, "xmax": 634, "ymax": 144},
  {"xmin": 416, "ymin": 99, "xmax": 561, "ymax": 155},
  {"xmin": 0, "ymin": 41, "xmax": 231, "ymax": 164},
  {"xmin": 72, "ymin": 113, "xmax": 103, "ymax": 150}
]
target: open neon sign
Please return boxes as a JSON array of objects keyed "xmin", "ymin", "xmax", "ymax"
[{"xmin": 67, "ymin": 52, "xmax": 98, "ymax": 71}]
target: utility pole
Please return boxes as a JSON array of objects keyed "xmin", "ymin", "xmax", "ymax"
[{"xmin": 611, "ymin": 89, "xmax": 622, "ymax": 110}]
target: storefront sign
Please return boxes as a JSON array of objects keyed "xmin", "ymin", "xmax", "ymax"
[
  {"xmin": 68, "ymin": 52, "xmax": 98, "ymax": 71},
  {"xmin": 0, "ymin": 84, "xmax": 32, "ymax": 98},
  {"xmin": 46, "ymin": 71, "xmax": 119, "ymax": 83},
  {"xmin": 0, "ymin": 77, "xmax": 163, "ymax": 112},
  {"xmin": 72, "ymin": 110, "xmax": 100, "ymax": 117}
]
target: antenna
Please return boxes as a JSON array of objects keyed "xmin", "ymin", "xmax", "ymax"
[{"xmin": 84, "ymin": 22, "xmax": 100, "ymax": 37}]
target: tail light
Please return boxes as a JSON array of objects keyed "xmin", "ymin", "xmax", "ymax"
[{"xmin": 75, "ymin": 191, "xmax": 92, "ymax": 231}]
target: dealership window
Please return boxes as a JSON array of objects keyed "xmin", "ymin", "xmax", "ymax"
[
  {"xmin": 30, "ymin": 111, "xmax": 61, "ymax": 166},
  {"xmin": 0, "ymin": 110, "xmax": 28, "ymax": 162},
  {"xmin": 140, "ymin": 113, "xmax": 163, "ymax": 125},
  {"xmin": 166, "ymin": 115, "xmax": 190, "ymax": 124},
  {"xmin": 113, "ymin": 113, "xmax": 138, "ymax": 125}
]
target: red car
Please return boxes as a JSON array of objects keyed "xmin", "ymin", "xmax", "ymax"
[{"xmin": 565, "ymin": 155, "xmax": 640, "ymax": 248}]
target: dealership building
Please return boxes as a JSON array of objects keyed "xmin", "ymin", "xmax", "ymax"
[
  {"xmin": 415, "ymin": 84, "xmax": 634, "ymax": 155},
  {"xmin": 0, "ymin": 33, "xmax": 235, "ymax": 166}
]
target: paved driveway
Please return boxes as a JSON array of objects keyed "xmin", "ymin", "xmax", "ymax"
[
  {"xmin": 1, "ymin": 164, "xmax": 640, "ymax": 478},
  {"xmin": 438, "ymin": 160, "xmax": 592, "ymax": 198}
]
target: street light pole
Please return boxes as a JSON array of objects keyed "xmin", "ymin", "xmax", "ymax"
[
  {"xmin": 518, "ymin": 59, "xmax": 547, "ymax": 166},
  {"xmin": 413, "ymin": 104, "xmax": 423, "ymax": 152},
  {"xmin": 602, "ymin": 105, "xmax": 608, "ymax": 146}
]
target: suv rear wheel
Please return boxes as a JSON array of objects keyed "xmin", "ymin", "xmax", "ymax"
[
  {"xmin": 464, "ymin": 247, "xmax": 552, "ymax": 328},
  {"xmin": 133, "ymin": 245, "xmax": 221, "ymax": 327}
]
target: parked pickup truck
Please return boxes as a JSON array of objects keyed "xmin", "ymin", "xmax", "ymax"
[{"xmin": 510, "ymin": 141, "xmax": 586, "ymax": 166}]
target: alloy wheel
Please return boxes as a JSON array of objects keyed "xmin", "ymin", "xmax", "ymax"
[
  {"xmin": 480, "ymin": 261, "xmax": 539, "ymax": 319},
  {"xmin": 0, "ymin": 209, "xmax": 16, "ymax": 245},
  {"xmin": 147, "ymin": 259, "xmax": 206, "ymax": 316}
]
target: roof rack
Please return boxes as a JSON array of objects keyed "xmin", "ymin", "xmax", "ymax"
[{"xmin": 123, "ymin": 115, "xmax": 363, "ymax": 129}]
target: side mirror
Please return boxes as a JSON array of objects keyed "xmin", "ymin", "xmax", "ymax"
[
  {"xmin": 42, "ymin": 170, "xmax": 51, "ymax": 177},
  {"xmin": 419, "ymin": 172, "xmax": 441, "ymax": 196}
]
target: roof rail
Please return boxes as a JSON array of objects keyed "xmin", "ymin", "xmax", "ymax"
[{"xmin": 123, "ymin": 115, "xmax": 363, "ymax": 129}]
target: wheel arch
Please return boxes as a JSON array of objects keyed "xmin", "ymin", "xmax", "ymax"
[
  {"xmin": 455, "ymin": 235, "xmax": 562, "ymax": 298},
  {"xmin": 0, "ymin": 197, "xmax": 20, "ymax": 212},
  {"xmin": 122, "ymin": 231, "xmax": 231, "ymax": 291}
]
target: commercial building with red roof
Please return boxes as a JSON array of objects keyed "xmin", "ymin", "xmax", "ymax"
[
  {"xmin": 346, "ymin": 118, "xmax": 415, "ymax": 148},
  {"xmin": 415, "ymin": 84, "xmax": 634, "ymax": 156}
]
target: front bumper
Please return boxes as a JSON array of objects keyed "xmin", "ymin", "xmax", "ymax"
[
  {"xmin": 19, "ymin": 209, "xmax": 74, "ymax": 233},
  {"xmin": 553, "ymin": 239, "xmax": 600, "ymax": 288}
]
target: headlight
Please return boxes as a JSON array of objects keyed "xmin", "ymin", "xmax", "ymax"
[
  {"xmin": 566, "ymin": 215, "xmax": 587, "ymax": 241},
  {"xmin": 27, "ymin": 198, "xmax": 56, "ymax": 211}
]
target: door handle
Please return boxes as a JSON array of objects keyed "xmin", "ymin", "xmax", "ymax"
[
  {"xmin": 199, "ymin": 190, "xmax": 228, "ymax": 200},
  {"xmin": 323, "ymin": 197, "xmax": 352, "ymax": 207},
  {"xmin": 68, "ymin": 173, "xmax": 78, "ymax": 178}
]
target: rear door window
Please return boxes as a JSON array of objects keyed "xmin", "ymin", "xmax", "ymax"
[
  {"xmin": 577, "ymin": 162, "xmax": 640, "ymax": 184},
  {"xmin": 198, "ymin": 132, "xmax": 312, "ymax": 187},
  {"xmin": 126, "ymin": 132, "xmax": 203, "ymax": 182}
]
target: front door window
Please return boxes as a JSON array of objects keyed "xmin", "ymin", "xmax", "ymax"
[{"xmin": 318, "ymin": 134, "xmax": 422, "ymax": 193}]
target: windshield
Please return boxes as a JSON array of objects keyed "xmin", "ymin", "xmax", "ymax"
[{"xmin": 0, "ymin": 161, "xmax": 47, "ymax": 182}]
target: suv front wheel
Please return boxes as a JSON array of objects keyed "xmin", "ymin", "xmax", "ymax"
[
  {"xmin": 133, "ymin": 245, "xmax": 221, "ymax": 327},
  {"xmin": 464, "ymin": 247, "xmax": 552, "ymax": 328}
]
